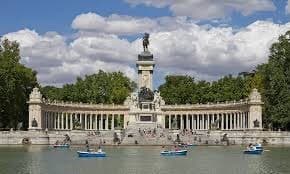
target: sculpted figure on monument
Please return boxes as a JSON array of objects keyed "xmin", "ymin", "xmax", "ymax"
[
  {"xmin": 253, "ymin": 119, "xmax": 260, "ymax": 128},
  {"xmin": 143, "ymin": 33, "xmax": 150, "ymax": 52},
  {"xmin": 32, "ymin": 118, "xmax": 38, "ymax": 127},
  {"xmin": 138, "ymin": 87, "xmax": 154, "ymax": 102},
  {"xmin": 153, "ymin": 90, "xmax": 162, "ymax": 109}
]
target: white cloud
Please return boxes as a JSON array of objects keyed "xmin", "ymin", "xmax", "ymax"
[
  {"xmin": 72, "ymin": 12, "xmax": 158, "ymax": 35},
  {"xmin": 3, "ymin": 29, "xmax": 136, "ymax": 86},
  {"xmin": 3, "ymin": 12, "xmax": 290, "ymax": 88},
  {"xmin": 125, "ymin": 0, "xmax": 276, "ymax": 20},
  {"xmin": 145, "ymin": 21, "xmax": 290, "ymax": 78}
]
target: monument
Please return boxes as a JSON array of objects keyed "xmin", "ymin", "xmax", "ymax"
[
  {"xmin": 28, "ymin": 33, "xmax": 263, "ymax": 133},
  {"xmin": 126, "ymin": 33, "xmax": 164, "ymax": 128}
]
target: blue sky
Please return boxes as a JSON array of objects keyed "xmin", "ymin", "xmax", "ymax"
[
  {"xmin": 0, "ymin": 0, "xmax": 289, "ymax": 35},
  {"xmin": 1, "ymin": 0, "xmax": 290, "ymax": 88},
  {"xmin": 0, "ymin": 0, "xmax": 170, "ymax": 35}
]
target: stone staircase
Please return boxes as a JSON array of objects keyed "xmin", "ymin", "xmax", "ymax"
[{"xmin": 121, "ymin": 122, "xmax": 172, "ymax": 145}]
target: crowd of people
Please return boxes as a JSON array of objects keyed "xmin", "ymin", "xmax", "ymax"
[{"xmin": 138, "ymin": 128, "xmax": 157, "ymax": 137}]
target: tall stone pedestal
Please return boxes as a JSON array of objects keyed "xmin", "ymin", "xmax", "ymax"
[{"xmin": 136, "ymin": 51, "xmax": 155, "ymax": 90}]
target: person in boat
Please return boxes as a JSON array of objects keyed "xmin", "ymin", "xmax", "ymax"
[
  {"xmin": 97, "ymin": 145, "xmax": 102, "ymax": 153},
  {"xmin": 85, "ymin": 140, "xmax": 90, "ymax": 152},
  {"xmin": 55, "ymin": 140, "xmax": 59, "ymax": 145},
  {"xmin": 174, "ymin": 145, "xmax": 179, "ymax": 151},
  {"xmin": 247, "ymin": 143, "xmax": 255, "ymax": 150}
]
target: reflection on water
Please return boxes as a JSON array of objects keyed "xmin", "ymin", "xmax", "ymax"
[{"xmin": 0, "ymin": 145, "xmax": 289, "ymax": 174}]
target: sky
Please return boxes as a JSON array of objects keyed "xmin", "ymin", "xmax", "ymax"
[{"xmin": 1, "ymin": 0, "xmax": 290, "ymax": 89}]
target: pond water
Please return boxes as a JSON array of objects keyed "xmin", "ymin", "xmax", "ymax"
[{"xmin": 0, "ymin": 145, "xmax": 289, "ymax": 174}]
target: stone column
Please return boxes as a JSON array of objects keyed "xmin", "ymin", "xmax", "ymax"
[
  {"xmin": 49, "ymin": 112, "xmax": 51, "ymax": 129},
  {"xmin": 197, "ymin": 115, "xmax": 200, "ymax": 130},
  {"xmin": 235, "ymin": 113, "xmax": 238, "ymax": 130},
  {"xmin": 112, "ymin": 114, "xmax": 115, "ymax": 130},
  {"xmin": 205, "ymin": 114, "xmax": 207, "ymax": 130},
  {"xmin": 85, "ymin": 113, "xmax": 87, "ymax": 130},
  {"xmin": 231, "ymin": 113, "xmax": 234, "ymax": 130},
  {"xmin": 169, "ymin": 115, "xmax": 172, "ymax": 129},
  {"xmin": 230, "ymin": 113, "xmax": 233, "ymax": 130},
  {"xmin": 224, "ymin": 113, "xmax": 228, "ymax": 130},
  {"xmin": 236, "ymin": 112, "xmax": 238, "ymax": 129},
  {"xmin": 247, "ymin": 112, "xmax": 249, "ymax": 129},
  {"xmin": 90, "ymin": 114, "xmax": 92, "ymax": 130},
  {"xmin": 57, "ymin": 113, "xmax": 60, "ymax": 130},
  {"xmin": 53, "ymin": 112, "xmax": 55, "ymax": 129},
  {"xmin": 98, "ymin": 115, "xmax": 101, "ymax": 130},
  {"xmin": 208, "ymin": 114, "xmax": 211, "ymax": 130},
  {"xmin": 204, "ymin": 114, "xmax": 206, "ymax": 130},
  {"xmin": 177, "ymin": 115, "xmax": 183, "ymax": 130},
  {"xmin": 192, "ymin": 115, "xmax": 194, "ymax": 130},
  {"xmin": 233, "ymin": 113, "xmax": 236, "ymax": 130},
  {"xmin": 44, "ymin": 112, "xmax": 47, "ymax": 129},
  {"xmin": 70, "ymin": 113, "xmax": 72, "ymax": 130},
  {"xmin": 65, "ymin": 112, "xmax": 68, "ymax": 130},
  {"xmin": 51, "ymin": 112, "xmax": 53, "ymax": 129},
  {"xmin": 60, "ymin": 113, "xmax": 63, "ymax": 130},
  {"xmin": 238, "ymin": 112, "xmax": 240, "ymax": 129},
  {"xmin": 95, "ymin": 114, "xmax": 98, "ymax": 130},
  {"xmin": 100, "ymin": 114, "xmax": 103, "ymax": 130},
  {"xmin": 105, "ymin": 114, "xmax": 109, "ymax": 130},
  {"xmin": 54, "ymin": 112, "xmax": 56, "ymax": 129},
  {"xmin": 238, "ymin": 112, "xmax": 241, "ymax": 129},
  {"xmin": 186, "ymin": 113, "xmax": 190, "ymax": 130},
  {"xmin": 242, "ymin": 112, "xmax": 245, "ymax": 129},
  {"xmin": 60, "ymin": 112, "xmax": 63, "ymax": 130},
  {"xmin": 58, "ymin": 113, "xmax": 61, "ymax": 130},
  {"xmin": 78, "ymin": 113, "xmax": 81, "ymax": 129},
  {"xmin": 221, "ymin": 113, "xmax": 224, "ymax": 130},
  {"xmin": 46, "ymin": 112, "xmax": 49, "ymax": 129},
  {"xmin": 47, "ymin": 112, "xmax": 50, "ymax": 129}
]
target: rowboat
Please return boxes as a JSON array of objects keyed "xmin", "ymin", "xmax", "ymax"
[
  {"xmin": 53, "ymin": 144, "xmax": 70, "ymax": 148},
  {"xmin": 77, "ymin": 151, "xmax": 106, "ymax": 157},
  {"xmin": 243, "ymin": 149, "xmax": 262, "ymax": 155},
  {"xmin": 160, "ymin": 150, "xmax": 187, "ymax": 156}
]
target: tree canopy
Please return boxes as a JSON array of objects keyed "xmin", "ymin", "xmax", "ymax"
[
  {"xmin": 261, "ymin": 31, "xmax": 290, "ymax": 130},
  {"xmin": 41, "ymin": 70, "xmax": 136, "ymax": 104},
  {"xmin": 159, "ymin": 74, "xmax": 252, "ymax": 105},
  {"xmin": 0, "ymin": 39, "xmax": 37, "ymax": 129}
]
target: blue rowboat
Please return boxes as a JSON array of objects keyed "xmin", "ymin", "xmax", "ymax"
[
  {"xmin": 77, "ymin": 151, "xmax": 106, "ymax": 157},
  {"xmin": 53, "ymin": 144, "xmax": 70, "ymax": 148},
  {"xmin": 160, "ymin": 150, "xmax": 187, "ymax": 156},
  {"xmin": 243, "ymin": 150, "xmax": 262, "ymax": 155}
]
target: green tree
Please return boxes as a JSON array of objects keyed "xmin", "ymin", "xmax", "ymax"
[
  {"xmin": 0, "ymin": 39, "xmax": 38, "ymax": 129},
  {"xmin": 41, "ymin": 70, "xmax": 136, "ymax": 104},
  {"xmin": 262, "ymin": 31, "xmax": 290, "ymax": 130},
  {"xmin": 159, "ymin": 75, "xmax": 196, "ymax": 104}
]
